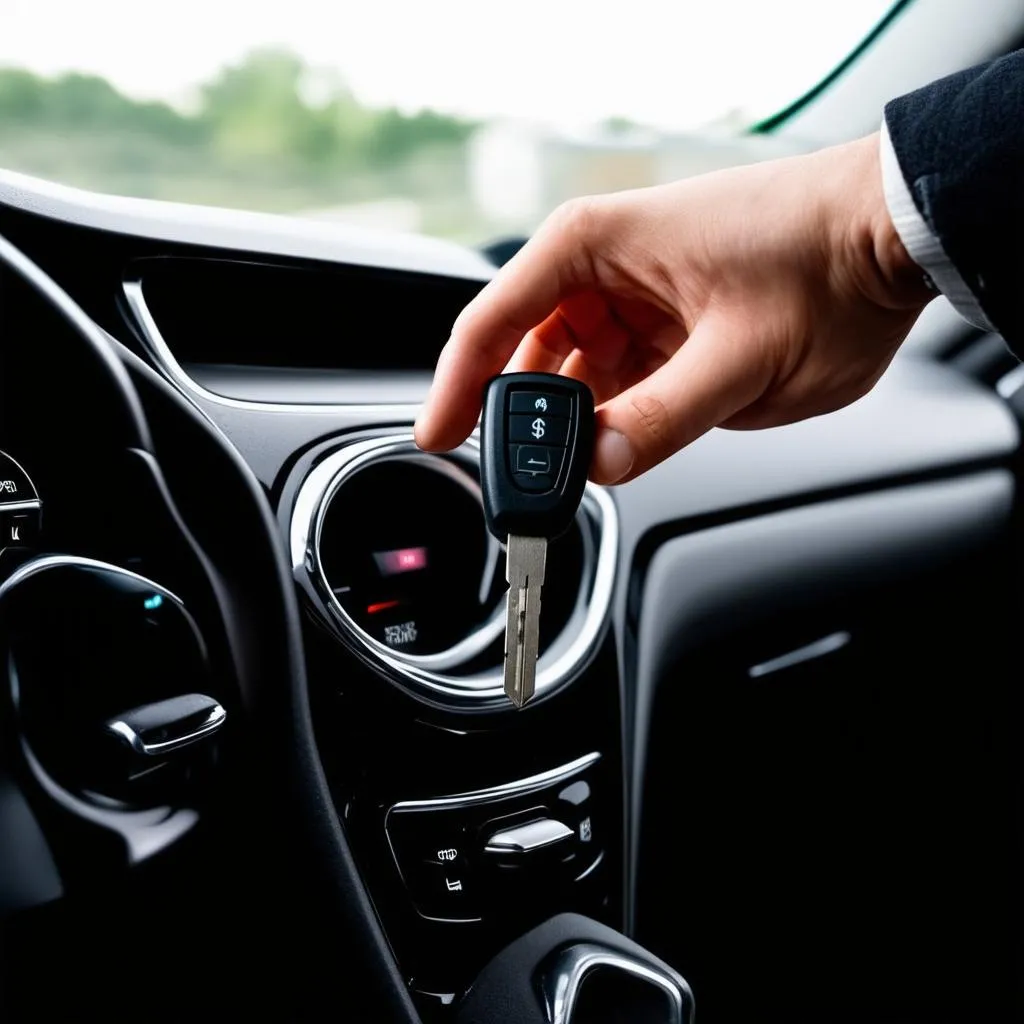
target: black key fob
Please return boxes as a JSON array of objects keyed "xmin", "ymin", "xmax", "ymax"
[{"xmin": 479, "ymin": 372, "xmax": 595, "ymax": 541}]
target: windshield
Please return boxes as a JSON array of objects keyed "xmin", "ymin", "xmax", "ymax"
[{"xmin": 0, "ymin": 0, "xmax": 893, "ymax": 244}]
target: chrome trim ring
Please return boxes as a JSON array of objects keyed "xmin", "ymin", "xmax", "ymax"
[
  {"xmin": 289, "ymin": 435, "xmax": 618, "ymax": 712},
  {"xmin": 0, "ymin": 554, "xmax": 185, "ymax": 606}
]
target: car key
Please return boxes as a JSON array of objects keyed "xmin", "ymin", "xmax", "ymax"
[{"xmin": 480, "ymin": 372, "xmax": 595, "ymax": 707}]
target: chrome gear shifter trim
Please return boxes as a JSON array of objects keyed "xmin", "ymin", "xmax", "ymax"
[{"xmin": 541, "ymin": 943, "xmax": 693, "ymax": 1024}]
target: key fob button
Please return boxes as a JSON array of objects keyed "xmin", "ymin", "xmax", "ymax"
[
  {"xmin": 509, "ymin": 391, "xmax": 572, "ymax": 418},
  {"xmin": 512, "ymin": 444, "xmax": 564, "ymax": 477},
  {"xmin": 508, "ymin": 414, "xmax": 570, "ymax": 446}
]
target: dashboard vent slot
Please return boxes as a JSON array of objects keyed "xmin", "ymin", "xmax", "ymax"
[{"xmin": 122, "ymin": 256, "xmax": 485, "ymax": 404}]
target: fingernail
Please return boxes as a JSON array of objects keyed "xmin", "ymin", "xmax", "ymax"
[
  {"xmin": 414, "ymin": 410, "xmax": 437, "ymax": 450},
  {"xmin": 414, "ymin": 391, "xmax": 436, "ymax": 446},
  {"xmin": 594, "ymin": 428, "xmax": 634, "ymax": 483}
]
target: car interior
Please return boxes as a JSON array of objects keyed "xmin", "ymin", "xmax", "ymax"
[{"xmin": 0, "ymin": 2, "xmax": 1021, "ymax": 1022}]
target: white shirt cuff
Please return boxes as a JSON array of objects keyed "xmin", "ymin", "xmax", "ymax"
[{"xmin": 879, "ymin": 117, "xmax": 995, "ymax": 332}]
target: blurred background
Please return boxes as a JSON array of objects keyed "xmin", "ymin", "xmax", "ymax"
[{"xmin": 0, "ymin": 0, "xmax": 893, "ymax": 245}]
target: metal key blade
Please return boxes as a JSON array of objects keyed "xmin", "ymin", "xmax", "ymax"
[{"xmin": 504, "ymin": 533, "xmax": 547, "ymax": 707}]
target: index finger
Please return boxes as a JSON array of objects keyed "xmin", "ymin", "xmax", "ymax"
[{"xmin": 414, "ymin": 199, "xmax": 604, "ymax": 451}]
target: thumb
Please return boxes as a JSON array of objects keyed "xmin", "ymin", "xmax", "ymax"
[{"xmin": 591, "ymin": 314, "xmax": 772, "ymax": 484}]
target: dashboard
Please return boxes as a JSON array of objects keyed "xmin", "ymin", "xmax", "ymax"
[{"xmin": 0, "ymin": 168, "xmax": 1019, "ymax": 1024}]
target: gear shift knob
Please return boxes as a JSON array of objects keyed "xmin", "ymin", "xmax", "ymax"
[{"xmin": 456, "ymin": 912, "xmax": 694, "ymax": 1024}]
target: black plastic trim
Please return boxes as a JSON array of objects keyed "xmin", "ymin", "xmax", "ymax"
[{"xmin": 627, "ymin": 469, "xmax": 1014, "ymax": 927}]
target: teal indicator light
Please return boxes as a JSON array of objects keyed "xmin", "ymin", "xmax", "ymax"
[{"xmin": 143, "ymin": 594, "xmax": 164, "ymax": 611}]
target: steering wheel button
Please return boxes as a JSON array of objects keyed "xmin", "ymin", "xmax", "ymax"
[
  {"xmin": 2, "ymin": 509, "xmax": 39, "ymax": 548},
  {"xmin": 0, "ymin": 452, "xmax": 37, "ymax": 505},
  {"xmin": 509, "ymin": 391, "xmax": 571, "ymax": 418},
  {"xmin": 508, "ymin": 413, "xmax": 570, "ymax": 447}
]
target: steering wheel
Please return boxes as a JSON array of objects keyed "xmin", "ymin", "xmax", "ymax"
[{"xmin": 0, "ymin": 234, "xmax": 417, "ymax": 1021}]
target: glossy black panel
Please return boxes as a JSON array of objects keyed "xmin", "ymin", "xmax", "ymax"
[
  {"xmin": 632, "ymin": 472, "xmax": 1020, "ymax": 1023},
  {"xmin": 136, "ymin": 255, "xmax": 483, "ymax": 371}
]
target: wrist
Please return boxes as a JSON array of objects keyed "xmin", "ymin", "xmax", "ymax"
[
  {"xmin": 832, "ymin": 132, "xmax": 935, "ymax": 312},
  {"xmin": 870, "ymin": 140, "xmax": 937, "ymax": 308}
]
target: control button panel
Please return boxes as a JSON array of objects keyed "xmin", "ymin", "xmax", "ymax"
[
  {"xmin": 0, "ymin": 451, "xmax": 38, "ymax": 506},
  {"xmin": 385, "ymin": 817, "xmax": 481, "ymax": 920},
  {"xmin": 0, "ymin": 451, "xmax": 41, "ymax": 553},
  {"xmin": 385, "ymin": 753, "xmax": 603, "ymax": 924},
  {"xmin": 480, "ymin": 373, "xmax": 595, "ymax": 534},
  {"xmin": 481, "ymin": 376, "xmax": 598, "ymax": 507}
]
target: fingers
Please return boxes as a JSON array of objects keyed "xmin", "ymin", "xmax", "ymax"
[
  {"xmin": 505, "ymin": 306, "xmax": 579, "ymax": 373},
  {"xmin": 559, "ymin": 348, "xmax": 619, "ymax": 408},
  {"xmin": 591, "ymin": 313, "xmax": 774, "ymax": 484},
  {"xmin": 415, "ymin": 198, "xmax": 608, "ymax": 451}
]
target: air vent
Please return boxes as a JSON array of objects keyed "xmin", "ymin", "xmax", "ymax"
[
  {"xmin": 122, "ymin": 257, "xmax": 485, "ymax": 406},
  {"xmin": 289, "ymin": 434, "xmax": 617, "ymax": 712}
]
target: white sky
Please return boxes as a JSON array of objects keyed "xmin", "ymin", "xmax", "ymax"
[{"xmin": 0, "ymin": 0, "xmax": 893, "ymax": 130}]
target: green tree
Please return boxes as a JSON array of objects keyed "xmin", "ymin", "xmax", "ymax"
[
  {"xmin": 0, "ymin": 68, "xmax": 47, "ymax": 123},
  {"xmin": 0, "ymin": 49, "xmax": 478, "ymax": 224},
  {"xmin": 0, "ymin": 67, "xmax": 197, "ymax": 140},
  {"xmin": 199, "ymin": 48, "xmax": 378, "ymax": 168}
]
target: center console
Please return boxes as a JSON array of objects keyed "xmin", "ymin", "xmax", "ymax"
[{"xmin": 278, "ymin": 429, "xmax": 631, "ymax": 1015}]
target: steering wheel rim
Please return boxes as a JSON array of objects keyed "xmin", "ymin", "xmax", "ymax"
[{"xmin": 0, "ymin": 231, "xmax": 418, "ymax": 1022}]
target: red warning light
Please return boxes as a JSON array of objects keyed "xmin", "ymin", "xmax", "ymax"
[{"xmin": 373, "ymin": 546, "xmax": 428, "ymax": 576}]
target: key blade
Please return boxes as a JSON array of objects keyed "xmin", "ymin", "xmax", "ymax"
[
  {"xmin": 504, "ymin": 535, "xmax": 547, "ymax": 708},
  {"xmin": 504, "ymin": 581, "xmax": 540, "ymax": 708}
]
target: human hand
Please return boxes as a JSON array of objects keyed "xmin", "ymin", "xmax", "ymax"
[{"xmin": 415, "ymin": 133, "xmax": 933, "ymax": 484}]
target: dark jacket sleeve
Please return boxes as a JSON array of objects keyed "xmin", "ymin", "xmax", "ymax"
[{"xmin": 885, "ymin": 49, "xmax": 1024, "ymax": 352}]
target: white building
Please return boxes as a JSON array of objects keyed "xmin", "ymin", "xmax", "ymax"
[{"xmin": 468, "ymin": 116, "xmax": 803, "ymax": 234}]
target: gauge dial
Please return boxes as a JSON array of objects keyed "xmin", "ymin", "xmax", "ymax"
[{"xmin": 318, "ymin": 459, "xmax": 499, "ymax": 655}]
